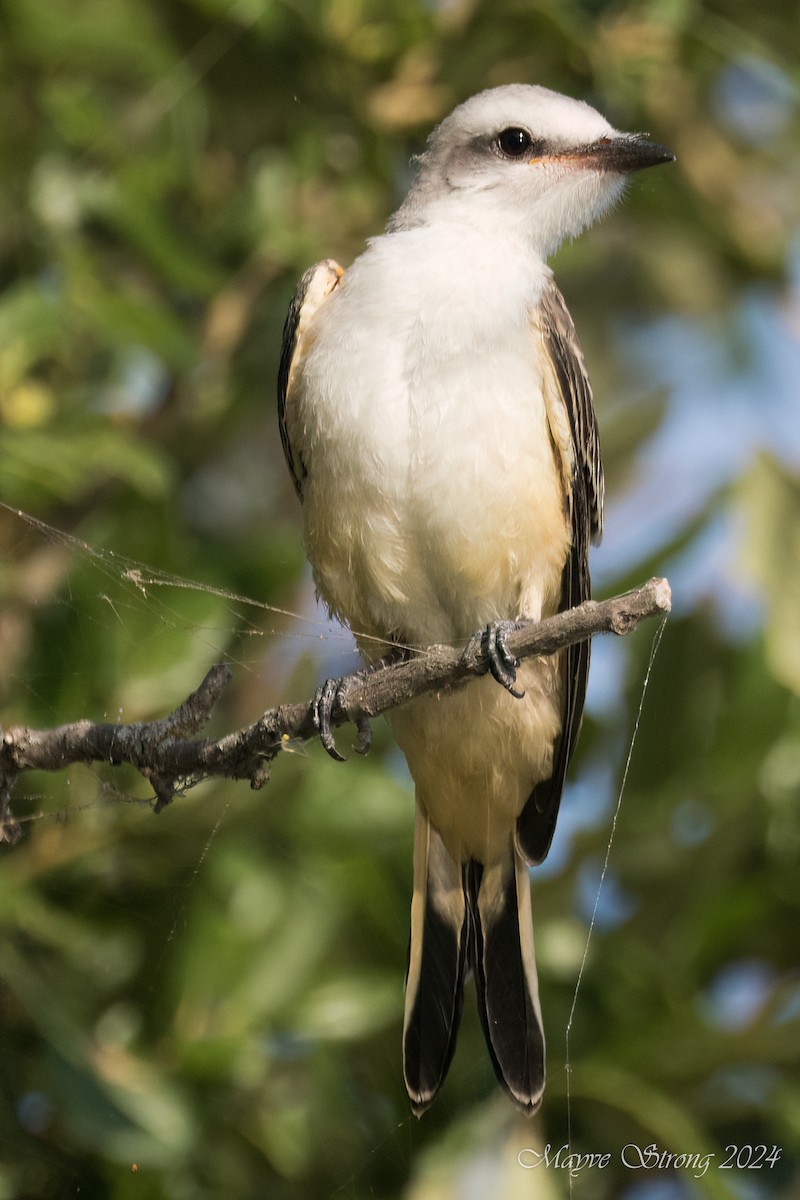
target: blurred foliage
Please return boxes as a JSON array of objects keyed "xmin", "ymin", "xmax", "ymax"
[{"xmin": 1, "ymin": 0, "xmax": 799, "ymax": 1197}]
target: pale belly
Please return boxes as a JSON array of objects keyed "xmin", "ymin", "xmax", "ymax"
[
  {"xmin": 298, "ymin": 360, "xmax": 569, "ymax": 863},
  {"xmin": 301, "ymin": 356, "xmax": 570, "ymax": 645},
  {"xmin": 389, "ymin": 657, "xmax": 563, "ymax": 864},
  {"xmin": 294, "ymin": 259, "xmax": 572, "ymax": 864}
]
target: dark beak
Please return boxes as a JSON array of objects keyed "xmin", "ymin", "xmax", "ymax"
[{"xmin": 578, "ymin": 134, "xmax": 675, "ymax": 173}]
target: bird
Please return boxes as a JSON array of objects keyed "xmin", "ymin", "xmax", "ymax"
[{"xmin": 277, "ymin": 84, "xmax": 673, "ymax": 1116}]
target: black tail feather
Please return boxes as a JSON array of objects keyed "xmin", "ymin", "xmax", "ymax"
[
  {"xmin": 403, "ymin": 814, "xmax": 544, "ymax": 1116},
  {"xmin": 467, "ymin": 856, "xmax": 545, "ymax": 1114},
  {"xmin": 403, "ymin": 816, "xmax": 469, "ymax": 1115}
]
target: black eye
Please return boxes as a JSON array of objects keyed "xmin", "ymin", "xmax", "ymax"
[{"xmin": 497, "ymin": 127, "xmax": 533, "ymax": 158}]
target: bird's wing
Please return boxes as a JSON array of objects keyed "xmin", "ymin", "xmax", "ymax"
[
  {"xmin": 517, "ymin": 278, "xmax": 604, "ymax": 866},
  {"xmin": 278, "ymin": 259, "xmax": 344, "ymax": 500}
]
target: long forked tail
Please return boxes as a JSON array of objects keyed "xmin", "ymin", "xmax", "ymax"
[{"xmin": 403, "ymin": 808, "xmax": 545, "ymax": 1115}]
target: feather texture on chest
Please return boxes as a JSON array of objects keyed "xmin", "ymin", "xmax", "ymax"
[{"xmin": 290, "ymin": 224, "xmax": 571, "ymax": 645}]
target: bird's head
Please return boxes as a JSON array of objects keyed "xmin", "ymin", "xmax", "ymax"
[{"xmin": 390, "ymin": 85, "xmax": 674, "ymax": 257}]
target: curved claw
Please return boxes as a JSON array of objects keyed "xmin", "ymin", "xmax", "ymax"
[
  {"xmin": 313, "ymin": 678, "xmax": 347, "ymax": 762},
  {"xmin": 353, "ymin": 716, "xmax": 372, "ymax": 756},
  {"xmin": 484, "ymin": 621, "xmax": 525, "ymax": 699}
]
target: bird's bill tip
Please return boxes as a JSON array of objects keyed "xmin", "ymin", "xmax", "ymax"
[{"xmin": 582, "ymin": 134, "xmax": 675, "ymax": 173}]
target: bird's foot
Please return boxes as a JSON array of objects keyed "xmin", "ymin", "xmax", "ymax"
[
  {"xmin": 313, "ymin": 678, "xmax": 372, "ymax": 761},
  {"xmin": 313, "ymin": 678, "xmax": 347, "ymax": 762},
  {"xmin": 464, "ymin": 620, "xmax": 525, "ymax": 699},
  {"xmin": 312, "ymin": 646, "xmax": 411, "ymax": 761}
]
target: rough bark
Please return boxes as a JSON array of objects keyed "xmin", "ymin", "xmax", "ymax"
[{"xmin": 0, "ymin": 577, "xmax": 671, "ymax": 842}]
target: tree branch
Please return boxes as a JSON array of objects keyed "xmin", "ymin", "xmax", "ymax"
[{"xmin": 0, "ymin": 576, "xmax": 671, "ymax": 841}]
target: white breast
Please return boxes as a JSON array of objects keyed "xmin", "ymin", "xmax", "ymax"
[{"xmin": 293, "ymin": 221, "xmax": 571, "ymax": 649}]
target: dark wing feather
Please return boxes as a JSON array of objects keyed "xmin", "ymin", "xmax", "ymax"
[
  {"xmin": 517, "ymin": 279, "xmax": 604, "ymax": 865},
  {"xmin": 277, "ymin": 259, "xmax": 344, "ymax": 500}
]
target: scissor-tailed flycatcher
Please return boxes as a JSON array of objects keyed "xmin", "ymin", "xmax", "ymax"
[{"xmin": 278, "ymin": 84, "xmax": 673, "ymax": 1115}]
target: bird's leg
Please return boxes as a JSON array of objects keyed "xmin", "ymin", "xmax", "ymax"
[
  {"xmin": 313, "ymin": 645, "xmax": 411, "ymax": 761},
  {"xmin": 463, "ymin": 621, "xmax": 525, "ymax": 699}
]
